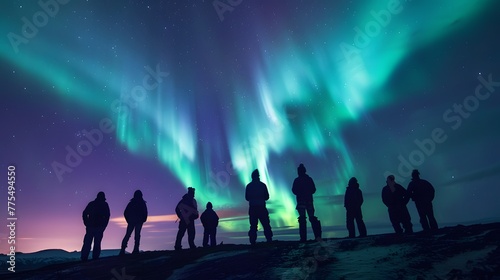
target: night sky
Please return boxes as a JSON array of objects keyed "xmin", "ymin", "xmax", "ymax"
[{"xmin": 1, "ymin": 0, "xmax": 500, "ymax": 253}]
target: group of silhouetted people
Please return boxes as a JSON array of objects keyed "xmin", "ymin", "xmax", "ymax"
[
  {"xmin": 81, "ymin": 190, "xmax": 148, "ymax": 261},
  {"xmin": 345, "ymin": 169, "xmax": 438, "ymax": 238},
  {"xmin": 80, "ymin": 166, "xmax": 438, "ymax": 260}
]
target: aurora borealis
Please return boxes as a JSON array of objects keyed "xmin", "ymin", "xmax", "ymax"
[{"xmin": 1, "ymin": 0, "xmax": 500, "ymax": 253}]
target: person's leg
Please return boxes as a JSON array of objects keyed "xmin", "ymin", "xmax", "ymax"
[
  {"xmin": 416, "ymin": 203, "xmax": 430, "ymax": 231},
  {"xmin": 175, "ymin": 220, "xmax": 187, "ymax": 250},
  {"xmin": 426, "ymin": 203, "xmax": 438, "ymax": 230},
  {"xmin": 389, "ymin": 208, "xmax": 403, "ymax": 234},
  {"xmin": 92, "ymin": 228, "xmax": 104, "ymax": 260},
  {"xmin": 346, "ymin": 209, "xmax": 355, "ymax": 237},
  {"xmin": 187, "ymin": 221, "xmax": 196, "ymax": 249},
  {"xmin": 203, "ymin": 228, "xmax": 209, "ymax": 247},
  {"xmin": 248, "ymin": 206, "xmax": 258, "ymax": 245},
  {"xmin": 81, "ymin": 228, "xmax": 93, "ymax": 261},
  {"xmin": 307, "ymin": 205, "xmax": 321, "ymax": 240},
  {"xmin": 133, "ymin": 223, "xmax": 143, "ymax": 253},
  {"xmin": 120, "ymin": 223, "xmax": 134, "ymax": 254},
  {"xmin": 210, "ymin": 228, "xmax": 217, "ymax": 247},
  {"xmin": 259, "ymin": 206, "xmax": 273, "ymax": 242},
  {"xmin": 355, "ymin": 208, "xmax": 367, "ymax": 237},
  {"xmin": 401, "ymin": 207, "xmax": 413, "ymax": 234},
  {"xmin": 297, "ymin": 207, "xmax": 307, "ymax": 241}
]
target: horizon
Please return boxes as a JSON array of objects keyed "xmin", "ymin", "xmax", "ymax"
[
  {"xmin": 2, "ymin": 1, "xmax": 500, "ymax": 258},
  {"xmin": 4, "ymin": 213, "xmax": 500, "ymax": 255}
]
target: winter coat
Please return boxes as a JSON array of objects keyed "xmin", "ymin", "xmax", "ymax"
[
  {"xmin": 124, "ymin": 198, "xmax": 148, "ymax": 224},
  {"xmin": 292, "ymin": 174, "xmax": 316, "ymax": 207},
  {"xmin": 82, "ymin": 198, "xmax": 110, "ymax": 228},
  {"xmin": 245, "ymin": 180, "xmax": 269, "ymax": 206},
  {"xmin": 382, "ymin": 183, "xmax": 410, "ymax": 209},
  {"xmin": 175, "ymin": 194, "xmax": 199, "ymax": 222},
  {"xmin": 200, "ymin": 208, "xmax": 219, "ymax": 229},
  {"xmin": 344, "ymin": 182, "xmax": 364, "ymax": 210},
  {"xmin": 407, "ymin": 178, "xmax": 435, "ymax": 203}
]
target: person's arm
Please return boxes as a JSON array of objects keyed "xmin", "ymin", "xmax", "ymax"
[
  {"xmin": 344, "ymin": 190, "xmax": 348, "ymax": 208},
  {"xmin": 193, "ymin": 199, "xmax": 199, "ymax": 219},
  {"xmin": 382, "ymin": 188, "xmax": 390, "ymax": 207},
  {"xmin": 428, "ymin": 181, "xmax": 435, "ymax": 201},
  {"xmin": 292, "ymin": 179, "xmax": 298, "ymax": 196},
  {"xmin": 359, "ymin": 189, "xmax": 364, "ymax": 206},
  {"xmin": 104, "ymin": 203, "xmax": 110, "ymax": 228},
  {"xmin": 406, "ymin": 182, "xmax": 414, "ymax": 201},
  {"xmin": 143, "ymin": 201, "xmax": 148, "ymax": 223},
  {"xmin": 400, "ymin": 185, "xmax": 410, "ymax": 205},
  {"xmin": 245, "ymin": 185, "xmax": 250, "ymax": 201},
  {"xmin": 310, "ymin": 177, "xmax": 316, "ymax": 195},
  {"xmin": 82, "ymin": 203, "xmax": 90, "ymax": 226}
]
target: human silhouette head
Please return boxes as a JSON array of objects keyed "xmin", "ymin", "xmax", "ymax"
[
  {"xmin": 411, "ymin": 169, "xmax": 420, "ymax": 179},
  {"xmin": 348, "ymin": 177, "xmax": 358, "ymax": 186},
  {"xmin": 251, "ymin": 169, "xmax": 260, "ymax": 180},
  {"xmin": 96, "ymin": 191, "xmax": 106, "ymax": 201},
  {"xmin": 386, "ymin": 175, "xmax": 395, "ymax": 187},
  {"xmin": 134, "ymin": 190, "xmax": 143, "ymax": 199},
  {"xmin": 187, "ymin": 187, "xmax": 195, "ymax": 197},
  {"xmin": 206, "ymin": 202, "xmax": 213, "ymax": 209},
  {"xmin": 297, "ymin": 163, "xmax": 306, "ymax": 176}
]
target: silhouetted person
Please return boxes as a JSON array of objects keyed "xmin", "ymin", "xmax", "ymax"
[
  {"xmin": 407, "ymin": 169, "xmax": 438, "ymax": 232},
  {"xmin": 382, "ymin": 175, "xmax": 413, "ymax": 234},
  {"xmin": 200, "ymin": 202, "xmax": 219, "ymax": 247},
  {"xmin": 344, "ymin": 177, "xmax": 367, "ymax": 238},
  {"xmin": 292, "ymin": 163, "xmax": 322, "ymax": 241},
  {"xmin": 120, "ymin": 190, "xmax": 148, "ymax": 255},
  {"xmin": 174, "ymin": 187, "xmax": 198, "ymax": 250},
  {"xmin": 81, "ymin": 191, "xmax": 110, "ymax": 261},
  {"xmin": 245, "ymin": 169, "xmax": 273, "ymax": 244}
]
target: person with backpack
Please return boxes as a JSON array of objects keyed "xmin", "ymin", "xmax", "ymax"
[{"xmin": 174, "ymin": 187, "xmax": 199, "ymax": 250}]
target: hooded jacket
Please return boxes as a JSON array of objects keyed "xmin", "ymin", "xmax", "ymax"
[
  {"xmin": 124, "ymin": 197, "xmax": 148, "ymax": 224},
  {"xmin": 344, "ymin": 181, "xmax": 363, "ymax": 210},
  {"xmin": 200, "ymin": 208, "xmax": 219, "ymax": 229}
]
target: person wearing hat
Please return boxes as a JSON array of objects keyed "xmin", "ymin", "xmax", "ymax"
[
  {"xmin": 344, "ymin": 177, "xmax": 367, "ymax": 238},
  {"xmin": 120, "ymin": 190, "xmax": 148, "ymax": 255},
  {"xmin": 174, "ymin": 187, "xmax": 199, "ymax": 250},
  {"xmin": 245, "ymin": 169, "xmax": 273, "ymax": 244},
  {"xmin": 200, "ymin": 202, "xmax": 219, "ymax": 247},
  {"xmin": 407, "ymin": 169, "xmax": 438, "ymax": 232},
  {"xmin": 81, "ymin": 191, "xmax": 110, "ymax": 261},
  {"xmin": 292, "ymin": 163, "xmax": 322, "ymax": 241}
]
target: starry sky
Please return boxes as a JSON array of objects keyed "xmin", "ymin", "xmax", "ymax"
[{"xmin": 1, "ymin": 0, "xmax": 500, "ymax": 254}]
